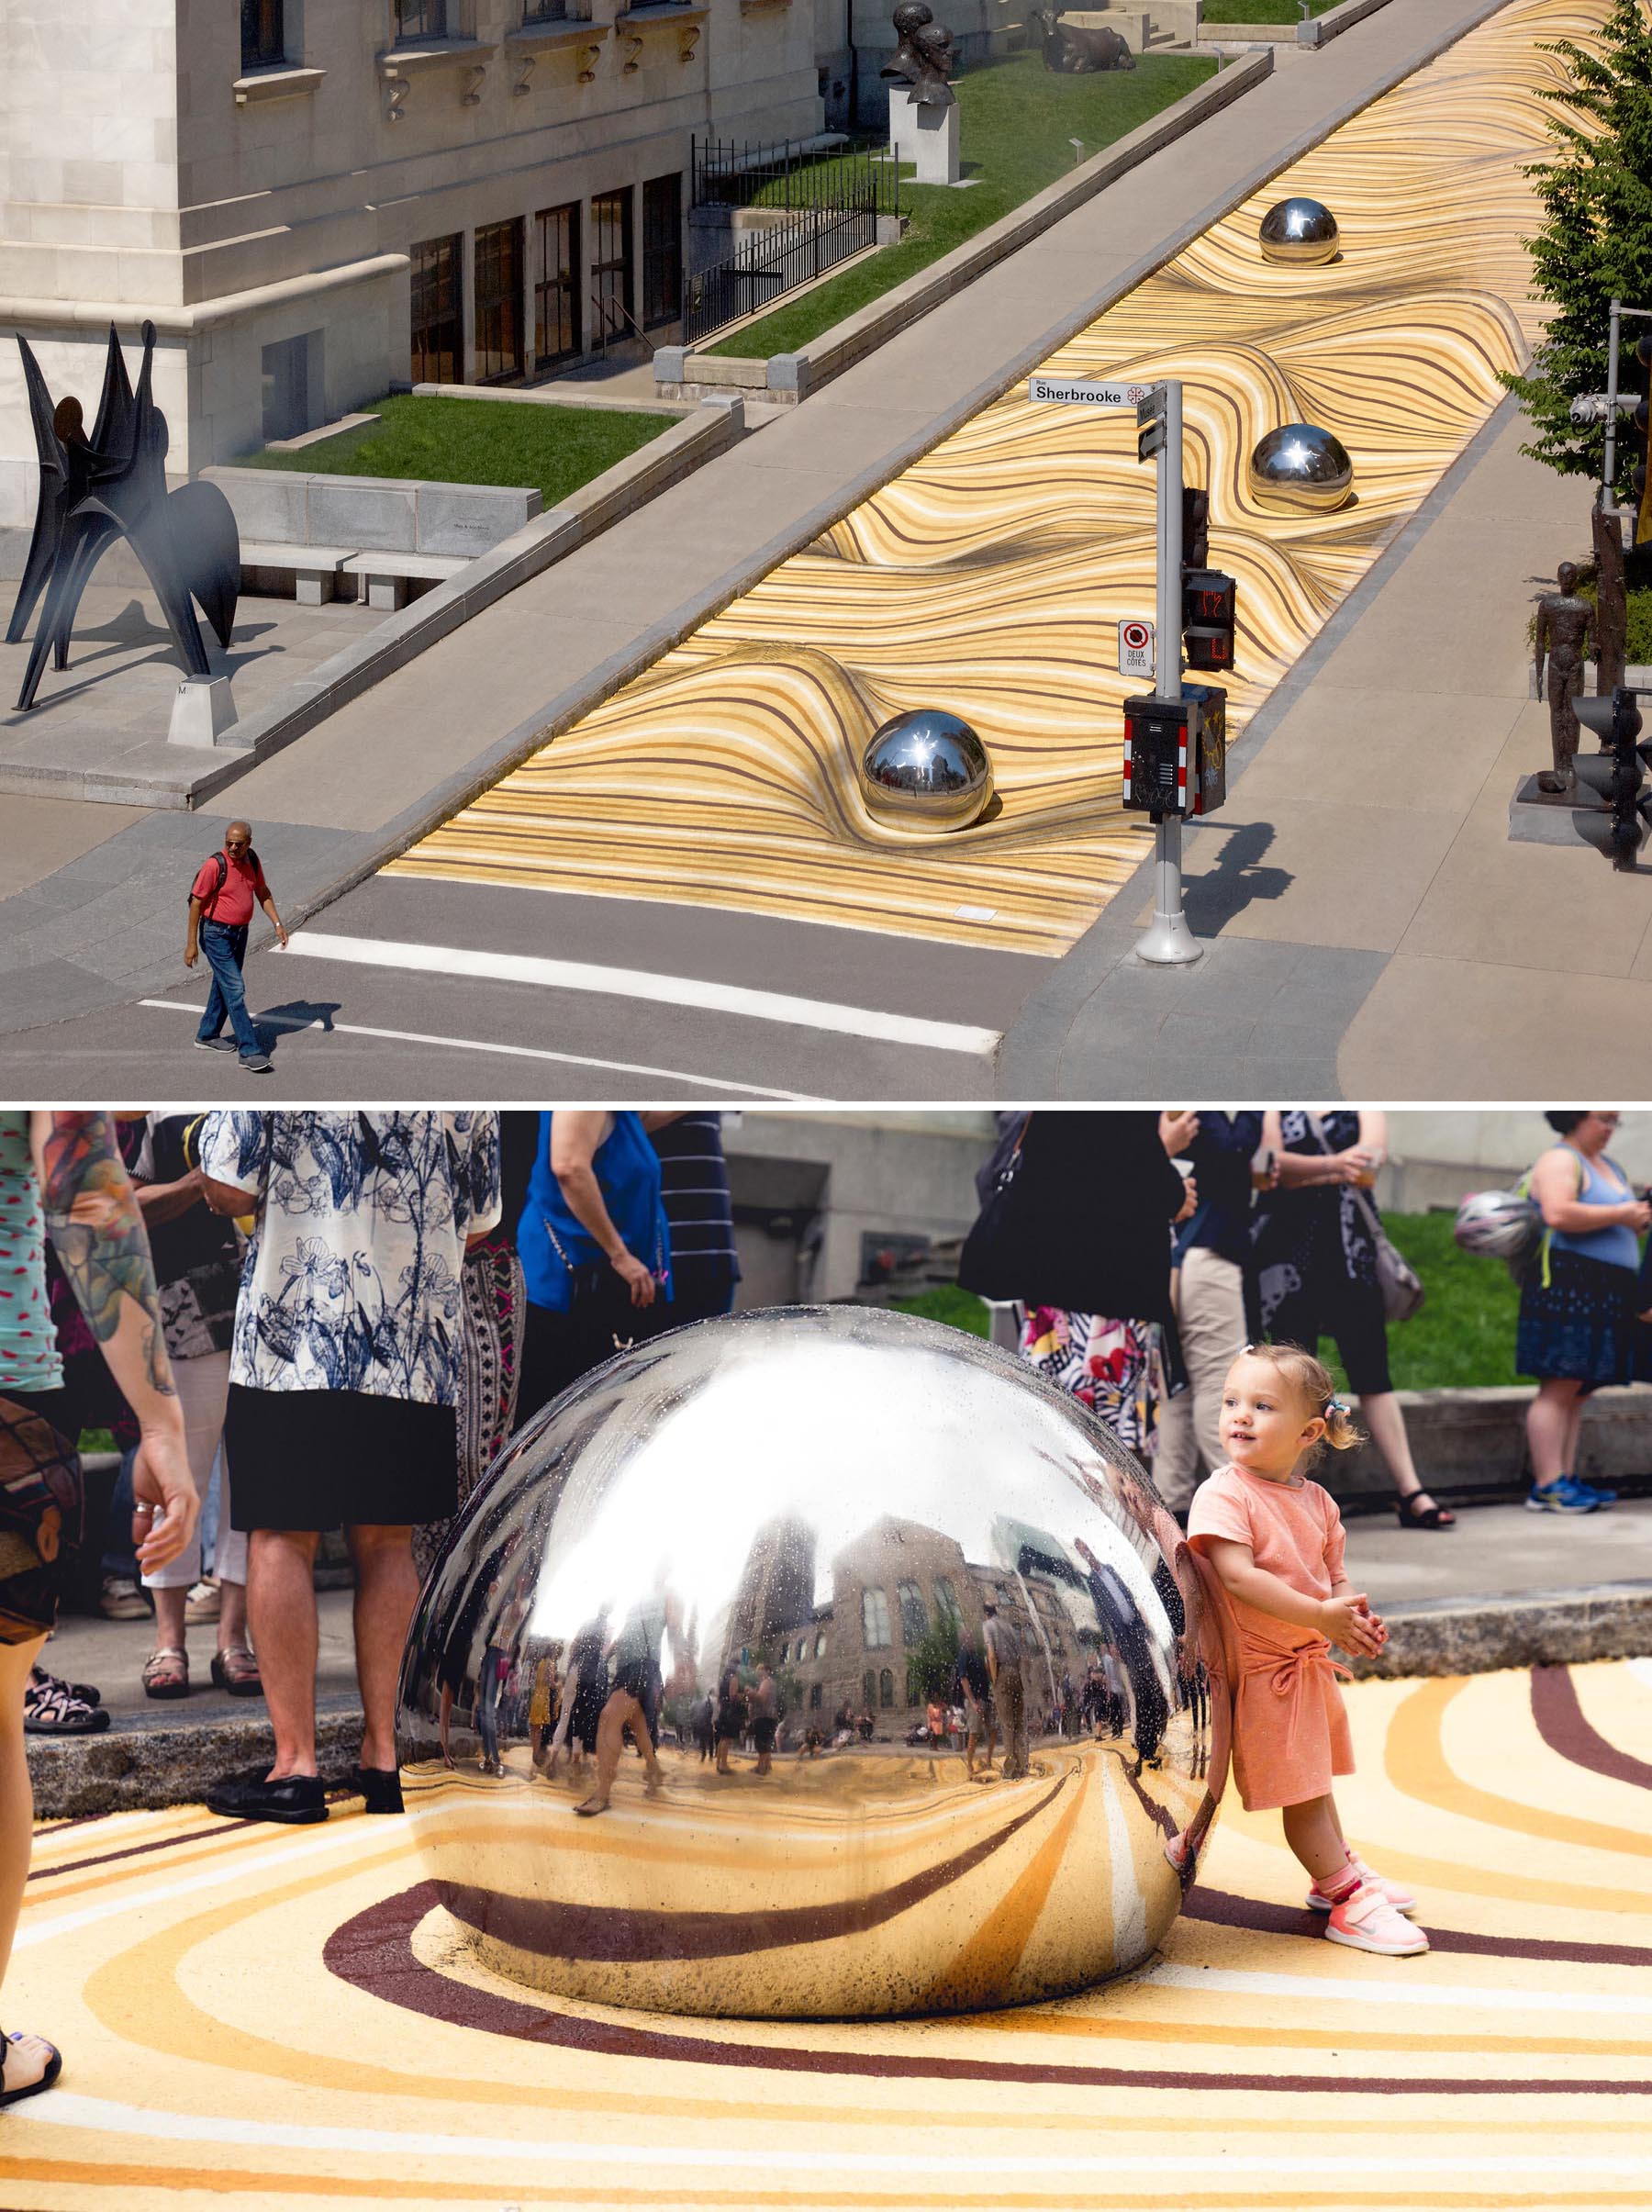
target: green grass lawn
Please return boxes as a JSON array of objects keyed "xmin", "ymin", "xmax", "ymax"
[
  {"xmin": 898, "ymin": 1211, "xmax": 1524, "ymax": 1392},
  {"xmin": 240, "ymin": 393, "xmax": 681, "ymax": 508},
  {"xmin": 704, "ymin": 49, "xmax": 1215, "ymax": 360},
  {"xmin": 1205, "ymin": 0, "xmax": 1334, "ymax": 19}
]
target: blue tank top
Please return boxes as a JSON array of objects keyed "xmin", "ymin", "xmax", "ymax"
[
  {"xmin": 518, "ymin": 1112, "xmax": 673, "ymax": 1313},
  {"xmin": 1550, "ymin": 1148, "xmax": 1641, "ymax": 1272}
]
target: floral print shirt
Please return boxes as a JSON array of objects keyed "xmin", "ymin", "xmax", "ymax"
[
  {"xmin": 0, "ymin": 1111, "xmax": 60, "ymax": 1394},
  {"xmin": 197, "ymin": 1112, "xmax": 501, "ymax": 1407}
]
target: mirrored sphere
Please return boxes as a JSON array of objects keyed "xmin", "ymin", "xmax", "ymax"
[
  {"xmin": 859, "ymin": 709, "xmax": 994, "ymax": 832},
  {"xmin": 1258, "ymin": 196, "xmax": 1340, "ymax": 264},
  {"xmin": 1247, "ymin": 422, "xmax": 1356, "ymax": 513},
  {"xmin": 398, "ymin": 1305, "xmax": 1212, "ymax": 2020}
]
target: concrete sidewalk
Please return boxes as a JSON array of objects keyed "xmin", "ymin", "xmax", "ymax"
[{"xmin": 0, "ymin": 0, "xmax": 1535, "ymax": 1084}]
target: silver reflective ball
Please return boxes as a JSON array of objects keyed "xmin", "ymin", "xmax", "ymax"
[
  {"xmin": 1258, "ymin": 196, "xmax": 1340, "ymax": 264},
  {"xmin": 1247, "ymin": 423, "xmax": 1355, "ymax": 513},
  {"xmin": 398, "ymin": 1305, "xmax": 1211, "ymax": 2020},
  {"xmin": 859, "ymin": 709, "xmax": 994, "ymax": 832}
]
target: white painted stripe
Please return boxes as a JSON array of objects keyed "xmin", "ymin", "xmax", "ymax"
[
  {"xmin": 24, "ymin": 2098, "xmax": 1652, "ymax": 2176},
  {"xmin": 1143, "ymin": 1961, "xmax": 1651, "ymax": 2016},
  {"xmin": 274, "ymin": 930, "xmax": 1002, "ymax": 1056},
  {"xmin": 1628, "ymin": 1658, "xmax": 1652, "ymax": 1693},
  {"xmin": 138, "ymin": 1001, "xmax": 820, "ymax": 1102}
]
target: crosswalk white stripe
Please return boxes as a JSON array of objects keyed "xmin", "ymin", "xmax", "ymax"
[
  {"xmin": 274, "ymin": 931, "xmax": 1002, "ymax": 1056},
  {"xmin": 1143, "ymin": 1961, "xmax": 1652, "ymax": 2016},
  {"xmin": 138, "ymin": 1001, "xmax": 820, "ymax": 1101}
]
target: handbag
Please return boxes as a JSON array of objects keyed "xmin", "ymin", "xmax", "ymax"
[
  {"xmin": 956, "ymin": 1116, "xmax": 1031, "ymax": 1300},
  {"xmin": 1304, "ymin": 1114, "xmax": 1424, "ymax": 1324}
]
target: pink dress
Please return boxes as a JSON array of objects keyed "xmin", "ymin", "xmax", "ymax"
[{"xmin": 1187, "ymin": 1462, "xmax": 1355, "ymax": 1812}]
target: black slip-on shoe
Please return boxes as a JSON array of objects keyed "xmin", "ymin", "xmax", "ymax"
[
  {"xmin": 205, "ymin": 1770, "xmax": 328, "ymax": 1824},
  {"xmin": 351, "ymin": 1765, "xmax": 404, "ymax": 1815}
]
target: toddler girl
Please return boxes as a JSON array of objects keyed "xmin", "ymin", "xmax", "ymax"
[{"xmin": 1184, "ymin": 1343, "xmax": 1427, "ymax": 1957}]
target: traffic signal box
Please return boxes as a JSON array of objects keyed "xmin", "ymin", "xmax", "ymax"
[
  {"xmin": 1122, "ymin": 686, "xmax": 1227, "ymax": 819},
  {"xmin": 1576, "ymin": 686, "xmax": 1652, "ymax": 870},
  {"xmin": 1182, "ymin": 569, "xmax": 1237, "ymax": 672}
]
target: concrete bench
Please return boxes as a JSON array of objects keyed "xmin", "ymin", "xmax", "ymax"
[
  {"xmin": 239, "ymin": 541, "xmax": 358, "ymax": 606},
  {"xmin": 341, "ymin": 550, "xmax": 469, "ymax": 611}
]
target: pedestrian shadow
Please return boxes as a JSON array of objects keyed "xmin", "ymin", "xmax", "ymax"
[
  {"xmin": 1182, "ymin": 820, "xmax": 1292, "ymax": 933},
  {"xmin": 255, "ymin": 1000, "xmax": 341, "ymax": 1053}
]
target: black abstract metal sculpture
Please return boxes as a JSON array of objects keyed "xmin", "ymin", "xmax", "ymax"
[{"xmin": 6, "ymin": 320, "xmax": 239, "ymax": 711}]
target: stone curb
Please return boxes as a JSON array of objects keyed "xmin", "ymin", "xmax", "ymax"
[
  {"xmin": 655, "ymin": 53, "xmax": 1273, "ymax": 405},
  {"xmin": 29, "ymin": 1580, "xmax": 1651, "ymax": 1816}
]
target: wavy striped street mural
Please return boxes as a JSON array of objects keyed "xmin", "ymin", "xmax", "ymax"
[
  {"xmin": 12, "ymin": 1660, "xmax": 1652, "ymax": 2209},
  {"xmin": 389, "ymin": 0, "xmax": 1609, "ymax": 956}
]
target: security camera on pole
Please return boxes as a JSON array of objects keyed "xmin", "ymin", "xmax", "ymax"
[{"xmin": 1023, "ymin": 371, "xmax": 1232, "ymax": 967}]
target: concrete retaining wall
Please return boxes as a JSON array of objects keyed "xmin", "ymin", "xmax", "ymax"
[
  {"xmin": 1300, "ymin": 0, "xmax": 1394, "ymax": 46},
  {"xmin": 202, "ymin": 467, "xmax": 542, "ymax": 559},
  {"xmin": 653, "ymin": 52, "xmax": 1272, "ymax": 406},
  {"xmin": 1332, "ymin": 1385, "xmax": 1652, "ymax": 1512}
]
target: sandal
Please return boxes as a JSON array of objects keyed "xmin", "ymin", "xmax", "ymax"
[
  {"xmin": 23, "ymin": 1671, "xmax": 109, "ymax": 1736},
  {"xmin": 0, "ymin": 2029, "xmax": 61, "ymax": 2107},
  {"xmin": 1395, "ymin": 1491, "xmax": 1456, "ymax": 1530},
  {"xmin": 30, "ymin": 1664, "xmax": 101, "ymax": 1711},
  {"xmin": 574, "ymin": 1798, "xmax": 610, "ymax": 1817},
  {"xmin": 210, "ymin": 1645, "xmax": 262, "ymax": 1698},
  {"xmin": 142, "ymin": 1647, "xmax": 190, "ymax": 1700}
]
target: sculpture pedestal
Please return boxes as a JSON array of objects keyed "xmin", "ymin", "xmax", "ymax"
[
  {"xmin": 169, "ymin": 675, "xmax": 238, "ymax": 749},
  {"xmin": 890, "ymin": 89, "xmax": 961, "ymax": 185}
]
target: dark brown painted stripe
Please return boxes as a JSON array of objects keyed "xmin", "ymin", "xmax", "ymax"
[
  {"xmin": 325, "ymin": 1883, "xmax": 1652, "ymax": 2096},
  {"xmin": 436, "ymin": 1774, "xmax": 1067, "ymax": 1962},
  {"xmin": 1531, "ymin": 1664, "xmax": 1652, "ymax": 1793},
  {"xmin": 28, "ymin": 1816, "xmax": 258, "ymax": 1883},
  {"xmin": 1182, "ymin": 1885, "xmax": 1652, "ymax": 1972}
]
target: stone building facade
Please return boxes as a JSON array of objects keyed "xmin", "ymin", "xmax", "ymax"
[{"xmin": 0, "ymin": 0, "xmax": 820, "ymax": 519}]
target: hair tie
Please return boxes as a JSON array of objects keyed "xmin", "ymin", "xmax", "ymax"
[{"xmin": 1323, "ymin": 1396, "xmax": 1347, "ymax": 1417}]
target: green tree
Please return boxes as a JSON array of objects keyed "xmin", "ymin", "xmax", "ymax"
[
  {"xmin": 905, "ymin": 1611, "xmax": 960, "ymax": 1707},
  {"xmin": 1503, "ymin": 0, "xmax": 1652, "ymax": 497}
]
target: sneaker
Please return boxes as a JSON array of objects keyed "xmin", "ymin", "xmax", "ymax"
[
  {"xmin": 1526, "ymin": 1474, "xmax": 1614, "ymax": 1514},
  {"xmin": 185, "ymin": 1578, "xmax": 222, "ymax": 1624},
  {"xmin": 98, "ymin": 1574, "xmax": 150, "ymax": 1621},
  {"xmin": 193, "ymin": 1035, "xmax": 235, "ymax": 1052},
  {"xmin": 239, "ymin": 1053, "xmax": 273, "ymax": 1075},
  {"xmin": 1325, "ymin": 1882, "xmax": 1429, "ymax": 1957},
  {"xmin": 1308, "ymin": 1856, "xmax": 1416, "ymax": 1915}
]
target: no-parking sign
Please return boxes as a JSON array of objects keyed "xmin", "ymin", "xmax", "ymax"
[{"xmin": 1117, "ymin": 618, "xmax": 1155, "ymax": 678}]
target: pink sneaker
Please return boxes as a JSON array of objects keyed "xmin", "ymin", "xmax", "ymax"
[
  {"xmin": 1325, "ymin": 1881, "xmax": 1429, "ymax": 1957},
  {"xmin": 1308, "ymin": 1856, "xmax": 1416, "ymax": 1916},
  {"xmin": 1163, "ymin": 1831, "xmax": 1191, "ymax": 1875}
]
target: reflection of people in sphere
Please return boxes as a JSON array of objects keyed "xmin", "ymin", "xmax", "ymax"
[{"xmin": 575, "ymin": 1571, "xmax": 684, "ymax": 1816}]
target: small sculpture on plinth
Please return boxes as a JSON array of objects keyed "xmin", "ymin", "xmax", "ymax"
[
  {"xmin": 6, "ymin": 321, "xmax": 240, "ymax": 712},
  {"xmin": 1534, "ymin": 561, "xmax": 1596, "ymax": 795},
  {"xmin": 881, "ymin": 2, "xmax": 956, "ymax": 105},
  {"xmin": 1592, "ymin": 492, "xmax": 1627, "ymax": 698},
  {"xmin": 1028, "ymin": 10, "xmax": 1135, "ymax": 73}
]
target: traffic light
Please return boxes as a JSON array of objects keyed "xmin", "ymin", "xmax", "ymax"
[
  {"xmin": 1183, "ymin": 568, "xmax": 1237, "ymax": 672},
  {"xmin": 1182, "ymin": 487, "xmax": 1209, "ymax": 569},
  {"xmin": 1122, "ymin": 687, "xmax": 1227, "ymax": 818},
  {"xmin": 1574, "ymin": 686, "xmax": 1652, "ymax": 870}
]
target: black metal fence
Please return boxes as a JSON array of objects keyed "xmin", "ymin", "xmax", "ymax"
[
  {"xmin": 684, "ymin": 134, "xmax": 898, "ymax": 347},
  {"xmin": 690, "ymin": 133, "xmax": 901, "ymax": 218}
]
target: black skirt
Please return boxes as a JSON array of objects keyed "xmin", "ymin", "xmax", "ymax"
[
  {"xmin": 1517, "ymin": 1250, "xmax": 1638, "ymax": 1391},
  {"xmin": 226, "ymin": 1384, "xmax": 458, "ymax": 1532}
]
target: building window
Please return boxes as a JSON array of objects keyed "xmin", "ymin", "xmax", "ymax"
[
  {"xmin": 241, "ymin": 0, "xmax": 285, "ymax": 69},
  {"xmin": 474, "ymin": 218, "xmax": 524, "ymax": 383},
  {"xmin": 809, "ymin": 1681, "xmax": 822, "ymax": 1711},
  {"xmin": 861, "ymin": 1588, "xmax": 891, "ymax": 1650},
  {"xmin": 532, "ymin": 203, "xmax": 580, "ymax": 370},
  {"xmin": 642, "ymin": 173, "xmax": 683, "ymax": 329},
  {"xmin": 814, "ymin": 1632, "xmax": 827, "ymax": 1659},
  {"xmin": 395, "ymin": 0, "xmax": 446, "ymax": 43},
  {"xmin": 879, "ymin": 1668, "xmax": 895, "ymax": 1709},
  {"xmin": 862, "ymin": 1670, "xmax": 876, "ymax": 1712},
  {"xmin": 897, "ymin": 1580, "xmax": 928, "ymax": 1645},
  {"xmin": 523, "ymin": 0, "xmax": 567, "ymax": 17},
  {"xmin": 410, "ymin": 234, "xmax": 463, "ymax": 385},
  {"xmin": 934, "ymin": 1577, "xmax": 962, "ymax": 1627},
  {"xmin": 591, "ymin": 188, "xmax": 633, "ymax": 347}
]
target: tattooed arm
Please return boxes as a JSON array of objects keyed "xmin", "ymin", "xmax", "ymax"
[{"xmin": 29, "ymin": 1112, "xmax": 197, "ymax": 1575}]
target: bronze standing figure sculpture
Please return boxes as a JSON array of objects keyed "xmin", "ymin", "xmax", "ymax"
[
  {"xmin": 881, "ymin": 2, "xmax": 956, "ymax": 105},
  {"xmin": 1534, "ymin": 561, "xmax": 1596, "ymax": 795},
  {"xmin": 6, "ymin": 321, "xmax": 240, "ymax": 712},
  {"xmin": 1592, "ymin": 493, "xmax": 1627, "ymax": 698}
]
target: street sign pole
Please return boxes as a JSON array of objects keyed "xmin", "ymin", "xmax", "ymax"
[{"xmin": 1137, "ymin": 378, "xmax": 1203, "ymax": 966}]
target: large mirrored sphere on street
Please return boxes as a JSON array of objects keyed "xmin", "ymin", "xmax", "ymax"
[
  {"xmin": 859, "ymin": 709, "xmax": 994, "ymax": 832},
  {"xmin": 1247, "ymin": 422, "xmax": 1356, "ymax": 513},
  {"xmin": 397, "ymin": 1305, "xmax": 1212, "ymax": 2020},
  {"xmin": 1258, "ymin": 196, "xmax": 1339, "ymax": 263}
]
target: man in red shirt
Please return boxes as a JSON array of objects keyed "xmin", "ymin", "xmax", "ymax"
[{"xmin": 184, "ymin": 821, "xmax": 287, "ymax": 1072}]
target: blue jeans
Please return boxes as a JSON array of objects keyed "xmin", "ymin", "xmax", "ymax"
[{"xmin": 195, "ymin": 920, "xmax": 262, "ymax": 1059}]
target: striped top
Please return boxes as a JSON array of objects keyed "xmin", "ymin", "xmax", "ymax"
[{"xmin": 653, "ymin": 1113, "xmax": 741, "ymax": 1284}]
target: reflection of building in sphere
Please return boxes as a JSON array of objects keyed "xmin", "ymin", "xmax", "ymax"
[
  {"xmin": 398, "ymin": 1306, "xmax": 1209, "ymax": 2019},
  {"xmin": 1257, "ymin": 196, "xmax": 1339, "ymax": 263},
  {"xmin": 1247, "ymin": 422, "xmax": 1355, "ymax": 513},
  {"xmin": 859, "ymin": 709, "xmax": 993, "ymax": 832}
]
